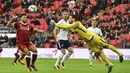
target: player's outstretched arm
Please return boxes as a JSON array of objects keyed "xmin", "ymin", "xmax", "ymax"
[
  {"xmin": 55, "ymin": 24, "xmax": 73, "ymax": 29},
  {"xmin": 56, "ymin": 21, "xmax": 80, "ymax": 29},
  {"xmin": 50, "ymin": 20, "xmax": 79, "ymax": 29},
  {"xmin": 6, "ymin": 15, "xmax": 17, "ymax": 27},
  {"xmin": 50, "ymin": 20, "xmax": 73, "ymax": 29},
  {"xmin": 53, "ymin": 27, "xmax": 59, "ymax": 42}
]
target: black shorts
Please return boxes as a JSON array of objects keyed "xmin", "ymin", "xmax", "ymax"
[{"xmin": 57, "ymin": 40, "xmax": 70, "ymax": 50}]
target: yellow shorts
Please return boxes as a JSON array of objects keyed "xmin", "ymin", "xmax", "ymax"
[{"xmin": 87, "ymin": 34, "xmax": 107, "ymax": 52}]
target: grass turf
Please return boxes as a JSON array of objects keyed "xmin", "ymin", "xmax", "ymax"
[{"xmin": 0, "ymin": 58, "xmax": 129, "ymax": 73}]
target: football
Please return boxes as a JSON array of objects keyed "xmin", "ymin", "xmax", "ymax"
[{"xmin": 28, "ymin": 5, "xmax": 37, "ymax": 12}]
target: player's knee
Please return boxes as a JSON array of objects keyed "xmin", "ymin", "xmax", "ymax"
[
  {"xmin": 89, "ymin": 50, "xmax": 93, "ymax": 54},
  {"xmin": 70, "ymin": 50, "xmax": 73, "ymax": 53},
  {"xmin": 96, "ymin": 51, "xmax": 102, "ymax": 56},
  {"xmin": 103, "ymin": 44, "xmax": 109, "ymax": 48},
  {"xmin": 89, "ymin": 52, "xmax": 92, "ymax": 54},
  {"xmin": 33, "ymin": 50, "xmax": 37, "ymax": 53},
  {"xmin": 68, "ymin": 48, "xmax": 73, "ymax": 53},
  {"xmin": 68, "ymin": 50, "xmax": 73, "ymax": 54},
  {"xmin": 30, "ymin": 47, "xmax": 37, "ymax": 53},
  {"xmin": 26, "ymin": 52, "xmax": 31, "ymax": 56},
  {"xmin": 61, "ymin": 49, "xmax": 66, "ymax": 55},
  {"xmin": 62, "ymin": 52, "xmax": 66, "ymax": 55}
]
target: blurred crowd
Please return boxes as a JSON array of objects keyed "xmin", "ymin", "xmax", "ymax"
[{"xmin": 0, "ymin": 0, "xmax": 130, "ymax": 48}]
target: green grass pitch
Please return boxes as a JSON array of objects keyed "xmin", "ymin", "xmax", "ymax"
[{"xmin": 0, "ymin": 58, "xmax": 130, "ymax": 73}]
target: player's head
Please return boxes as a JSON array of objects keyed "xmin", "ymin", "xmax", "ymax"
[
  {"xmin": 68, "ymin": 14, "xmax": 78, "ymax": 24},
  {"xmin": 61, "ymin": 9, "xmax": 69, "ymax": 21},
  {"xmin": 19, "ymin": 14, "xmax": 27, "ymax": 23},
  {"xmin": 91, "ymin": 20, "xmax": 97, "ymax": 27}
]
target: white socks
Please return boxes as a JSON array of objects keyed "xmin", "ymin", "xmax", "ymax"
[
  {"xmin": 89, "ymin": 54, "xmax": 93, "ymax": 66},
  {"xmin": 55, "ymin": 53, "xmax": 64, "ymax": 66},
  {"xmin": 60, "ymin": 52, "xmax": 72, "ymax": 63},
  {"xmin": 54, "ymin": 51, "xmax": 72, "ymax": 66}
]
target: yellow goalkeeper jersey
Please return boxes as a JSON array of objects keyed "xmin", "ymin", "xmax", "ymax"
[{"xmin": 56, "ymin": 21, "xmax": 94, "ymax": 42}]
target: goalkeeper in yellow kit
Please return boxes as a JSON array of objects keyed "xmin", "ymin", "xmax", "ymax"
[{"xmin": 51, "ymin": 14, "xmax": 123, "ymax": 73}]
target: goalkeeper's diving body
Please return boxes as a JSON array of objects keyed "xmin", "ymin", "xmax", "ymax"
[{"xmin": 51, "ymin": 14, "xmax": 124, "ymax": 73}]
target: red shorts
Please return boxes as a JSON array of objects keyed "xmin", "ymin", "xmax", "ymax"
[{"xmin": 17, "ymin": 42, "xmax": 33, "ymax": 51}]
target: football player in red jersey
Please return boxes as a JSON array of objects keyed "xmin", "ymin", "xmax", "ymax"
[{"xmin": 7, "ymin": 14, "xmax": 45, "ymax": 72}]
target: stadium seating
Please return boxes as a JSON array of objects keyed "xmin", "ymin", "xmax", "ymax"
[{"xmin": 125, "ymin": 34, "xmax": 130, "ymax": 42}]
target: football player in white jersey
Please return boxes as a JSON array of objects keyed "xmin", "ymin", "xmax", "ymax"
[
  {"xmin": 87, "ymin": 20, "xmax": 103, "ymax": 67},
  {"xmin": 53, "ymin": 9, "xmax": 73, "ymax": 70}
]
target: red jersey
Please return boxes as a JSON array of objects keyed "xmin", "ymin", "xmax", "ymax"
[{"xmin": 13, "ymin": 22, "xmax": 34, "ymax": 44}]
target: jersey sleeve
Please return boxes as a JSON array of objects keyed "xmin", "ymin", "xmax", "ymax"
[
  {"xmin": 56, "ymin": 23, "xmax": 73, "ymax": 29},
  {"xmin": 30, "ymin": 25, "xmax": 34, "ymax": 32},
  {"xmin": 73, "ymin": 21, "xmax": 80, "ymax": 28},
  {"xmin": 99, "ymin": 29, "xmax": 103, "ymax": 36},
  {"xmin": 57, "ymin": 20, "xmax": 62, "ymax": 24},
  {"xmin": 87, "ymin": 28, "xmax": 91, "ymax": 31},
  {"xmin": 13, "ymin": 22, "xmax": 20, "ymax": 29}
]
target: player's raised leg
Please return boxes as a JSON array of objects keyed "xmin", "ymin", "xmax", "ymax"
[
  {"xmin": 28, "ymin": 43, "xmax": 38, "ymax": 71},
  {"xmin": 60, "ymin": 47, "xmax": 73, "ymax": 69},
  {"xmin": 107, "ymin": 44, "xmax": 123, "ymax": 63},
  {"xmin": 95, "ymin": 35, "xmax": 124, "ymax": 63}
]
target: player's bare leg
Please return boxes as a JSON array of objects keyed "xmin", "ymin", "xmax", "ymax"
[
  {"xmin": 60, "ymin": 47, "xmax": 73, "ymax": 69},
  {"xmin": 23, "ymin": 48, "xmax": 32, "ymax": 72},
  {"xmin": 29, "ymin": 44, "xmax": 38, "ymax": 71},
  {"xmin": 54, "ymin": 49, "xmax": 66, "ymax": 70},
  {"xmin": 98, "ymin": 51, "xmax": 114, "ymax": 73}
]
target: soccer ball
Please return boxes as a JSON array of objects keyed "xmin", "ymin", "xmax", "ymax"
[{"xmin": 28, "ymin": 5, "xmax": 37, "ymax": 12}]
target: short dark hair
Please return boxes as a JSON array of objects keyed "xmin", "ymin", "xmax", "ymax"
[
  {"xmin": 19, "ymin": 13, "xmax": 26, "ymax": 18},
  {"xmin": 61, "ymin": 8, "xmax": 68, "ymax": 12},
  {"xmin": 70, "ymin": 13, "xmax": 78, "ymax": 20}
]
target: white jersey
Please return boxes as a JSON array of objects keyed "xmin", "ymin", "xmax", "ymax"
[
  {"xmin": 57, "ymin": 19, "xmax": 70, "ymax": 40},
  {"xmin": 87, "ymin": 27, "xmax": 103, "ymax": 36}
]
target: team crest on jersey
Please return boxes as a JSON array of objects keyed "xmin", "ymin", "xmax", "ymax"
[
  {"xmin": 61, "ymin": 44, "xmax": 64, "ymax": 47},
  {"xmin": 20, "ymin": 27, "xmax": 29, "ymax": 30}
]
